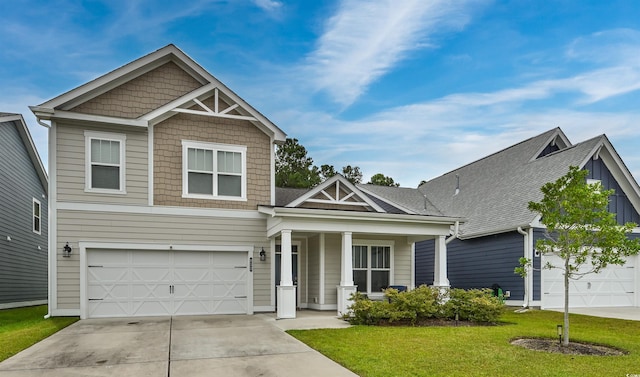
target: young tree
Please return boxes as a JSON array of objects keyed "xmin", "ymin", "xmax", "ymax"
[
  {"xmin": 516, "ymin": 166, "xmax": 640, "ymax": 346},
  {"xmin": 275, "ymin": 138, "xmax": 321, "ymax": 188},
  {"xmin": 368, "ymin": 173, "xmax": 400, "ymax": 187}
]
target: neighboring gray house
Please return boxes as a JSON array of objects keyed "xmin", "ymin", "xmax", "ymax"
[
  {"xmin": 0, "ymin": 113, "xmax": 48, "ymax": 309},
  {"xmin": 362, "ymin": 128, "xmax": 640, "ymax": 309}
]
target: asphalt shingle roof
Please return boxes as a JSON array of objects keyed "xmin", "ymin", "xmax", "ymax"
[{"xmin": 273, "ymin": 128, "xmax": 614, "ymax": 237}]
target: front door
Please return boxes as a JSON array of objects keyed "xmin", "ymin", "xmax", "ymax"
[{"xmin": 275, "ymin": 244, "xmax": 298, "ymax": 307}]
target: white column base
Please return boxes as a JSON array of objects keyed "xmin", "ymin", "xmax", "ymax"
[
  {"xmin": 337, "ymin": 285, "xmax": 357, "ymax": 317},
  {"xmin": 277, "ymin": 285, "xmax": 297, "ymax": 319}
]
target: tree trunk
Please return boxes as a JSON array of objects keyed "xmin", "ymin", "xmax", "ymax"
[{"xmin": 563, "ymin": 257, "xmax": 570, "ymax": 346}]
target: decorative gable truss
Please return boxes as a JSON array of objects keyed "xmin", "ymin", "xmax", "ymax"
[{"xmin": 286, "ymin": 175, "xmax": 385, "ymax": 212}]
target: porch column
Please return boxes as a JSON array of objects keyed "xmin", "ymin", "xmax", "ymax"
[
  {"xmin": 433, "ymin": 235, "xmax": 450, "ymax": 287},
  {"xmin": 277, "ymin": 229, "xmax": 296, "ymax": 319},
  {"xmin": 337, "ymin": 231, "xmax": 356, "ymax": 316}
]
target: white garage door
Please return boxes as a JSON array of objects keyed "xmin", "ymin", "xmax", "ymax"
[
  {"xmin": 87, "ymin": 249, "xmax": 249, "ymax": 318},
  {"xmin": 542, "ymin": 254, "xmax": 636, "ymax": 309}
]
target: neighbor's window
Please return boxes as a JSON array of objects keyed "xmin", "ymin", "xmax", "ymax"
[
  {"xmin": 33, "ymin": 198, "xmax": 41, "ymax": 234},
  {"xmin": 85, "ymin": 131, "xmax": 126, "ymax": 193},
  {"xmin": 182, "ymin": 140, "xmax": 246, "ymax": 200},
  {"xmin": 353, "ymin": 244, "xmax": 392, "ymax": 295}
]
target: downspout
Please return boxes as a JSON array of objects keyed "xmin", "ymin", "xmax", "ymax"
[
  {"xmin": 517, "ymin": 227, "xmax": 530, "ymax": 309},
  {"xmin": 36, "ymin": 116, "xmax": 52, "ymax": 319}
]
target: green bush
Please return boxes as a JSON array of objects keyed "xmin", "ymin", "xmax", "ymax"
[{"xmin": 345, "ymin": 286, "xmax": 504, "ymax": 325}]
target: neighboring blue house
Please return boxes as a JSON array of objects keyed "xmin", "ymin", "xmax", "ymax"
[
  {"xmin": 0, "ymin": 113, "xmax": 48, "ymax": 309},
  {"xmin": 360, "ymin": 128, "xmax": 640, "ymax": 310}
]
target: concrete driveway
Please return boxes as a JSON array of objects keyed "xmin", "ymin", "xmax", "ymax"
[
  {"xmin": 548, "ymin": 306, "xmax": 640, "ymax": 321},
  {"xmin": 0, "ymin": 313, "xmax": 358, "ymax": 377}
]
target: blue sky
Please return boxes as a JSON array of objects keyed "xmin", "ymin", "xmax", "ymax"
[{"xmin": 2, "ymin": 0, "xmax": 640, "ymax": 187}]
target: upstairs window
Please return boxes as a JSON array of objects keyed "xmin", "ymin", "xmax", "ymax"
[
  {"xmin": 33, "ymin": 198, "xmax": 41, "ymax": 234},
  {"xmin": 85, "ymin": 131, "xmax": 126, "ymax": 194},
  {"xmin": 182, "ymin": 140, "xmax": 246, "ymax": 200}
]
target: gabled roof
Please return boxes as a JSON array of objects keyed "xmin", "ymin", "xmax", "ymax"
[
  {"xmin": 366, "ymin": 127, "xmax": 640, "ymax": 239},
  {"xmin": 0, "ymin": 113, "xmax": 48, "ymax": 194},
  {"xmin": 30, "ymin": 44, "xmax": 286, "ymax": 142},
  {"xmin": 283, "ymin": 175, "xmax": 386, "ymax": 212}
]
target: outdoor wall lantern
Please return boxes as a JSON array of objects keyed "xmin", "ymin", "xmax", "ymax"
[
  {"xmin": 63, "ymin": 242, "xmax": 72, "ymax": 258},
  {"xmin": 259, "ymin": 247, "xmax": 266, "ymax": 261},
  {"xmin": 556, "ymin": 324, "xmax": 563, "ymax": 344}
]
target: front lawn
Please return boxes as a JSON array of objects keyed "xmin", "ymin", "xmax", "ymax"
[
  {"xmin": 0, "ymin": 305, "xmax": 78, "ymax": 362},
  {"xmin": 289, "ymin": 309, "xmax": 640, "ymax": 377}
]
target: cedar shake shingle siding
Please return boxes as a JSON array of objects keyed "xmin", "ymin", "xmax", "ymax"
[
  {"xmin": 71, "ymin": 62, "xmax": 202, "ymax": 118},
  {"xmin": 153, "ymin": 111, "xmax": 271, "ymax": 210}
]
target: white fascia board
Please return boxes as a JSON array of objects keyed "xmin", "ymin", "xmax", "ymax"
[
  {"xmin": 40, "ymin": 110, "xmax": 148, "ymax": 128},
  {"xmin": 38, "ymin": 45, "xmax": 203, "ymax": 110},
  {"xmin": 58, "ymin": 201, "xmax": 266, "ymax": 219},
  {"xmin": 597, "ymin": 139, "xmax": 640, "ymax": 213},
  {"xmin": 459, "ymin": 223, "xmax": 540, "ymax": 240},
  {"xmin": 262, "ymin": 206, "xmax": 464, "ymax": 224}
]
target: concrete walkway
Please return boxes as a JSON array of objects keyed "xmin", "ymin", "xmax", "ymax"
[
  {"xmin": 547, "ymin": 306, "xmax": 640, "ymax": 321},
  {"xmin": 0, "ymin": 312, "xmax": 357, "ymax": 377}
]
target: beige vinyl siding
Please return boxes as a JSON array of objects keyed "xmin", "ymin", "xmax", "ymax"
[
  {"xmin": 56, "ymin": 123, "xmax": 148, "ymax": 205},
  {"xmin": 323, "ymin": 234, "xmax": 341, "ymax": 305},
  {"xmin": 307, "ymin": 235, "xmax": 320, "ymax": 304},
  {"xmin": 56, "ymin": 209, "xmax": 269, "ymax": 309}
]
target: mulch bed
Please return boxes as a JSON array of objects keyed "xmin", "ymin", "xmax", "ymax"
[{"xmin": 511, "ymin": 338, "xmax": 627, "ymax": 356}]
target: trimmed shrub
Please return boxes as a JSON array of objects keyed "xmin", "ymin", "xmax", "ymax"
[{"xmin": 345, "ymin": 286, "xmax": 504, "ymax": 325}]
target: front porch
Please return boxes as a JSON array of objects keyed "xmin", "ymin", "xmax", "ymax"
[{"xmin": 260, "ymin": 207, "xmax": 461, "ymax": 319}]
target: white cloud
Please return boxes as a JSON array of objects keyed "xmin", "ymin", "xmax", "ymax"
[
  {"xmin": 252, "ymin": 0, "xmax": 283, "ymax": 12},
  {"xmin": 304, "ymin": 0, "xmax": 485, "ymax": 107}
]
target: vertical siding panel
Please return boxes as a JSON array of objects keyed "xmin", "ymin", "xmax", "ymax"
[{"xmin": 415, "ymin": 232, "xmax": 525, "ymax": 298}]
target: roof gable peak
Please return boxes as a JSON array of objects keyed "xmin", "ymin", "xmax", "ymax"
[{"xmin": 285, "ymin": 175, "xmax": 385, "ymax": 212}]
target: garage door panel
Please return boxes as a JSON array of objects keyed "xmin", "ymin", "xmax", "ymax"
[
  {"xmin": 542, "ymin": 254, "xmax": 635, "ymax": 308},
  {"xmin": 87, "ymin": 249, "xmax": 250, "ymax": 318}
]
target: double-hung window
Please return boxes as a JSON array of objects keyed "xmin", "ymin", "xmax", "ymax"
[
  {"xmin": 85, "ymin": 131, "xmax": 126, "ymax": 194},
  {"xmin": 353, "ymin": 243, "xmax": 392, "ymax": 295},
  {"xmin": 182, "ymin": 140, "xmax": 246, "ymax": 200},
  {"xmin": 32, "ymin": 198, "xmax": 41, "ymax": 234}
]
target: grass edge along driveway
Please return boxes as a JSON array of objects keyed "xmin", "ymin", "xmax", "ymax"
[
  {"xmin": 289, "ymin": 309, "xmax": 640, "ymax": 377},
  {"xmin": 0, "ymin": 305, "xmax": 78, "ymax": 362}
]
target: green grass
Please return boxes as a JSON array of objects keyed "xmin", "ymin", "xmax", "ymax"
[
  {"xmin": 0, "ymin": 305, "xmax": 78, "ymax": 362},
  {"xmin": 289, "ymin": 309, "xmax": 640, "ymax": 377}
]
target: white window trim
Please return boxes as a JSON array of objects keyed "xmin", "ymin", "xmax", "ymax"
[
  {"xmin": 84, "ymin": 131, "xmax": 126, "ymax": 194},
  {"xmin": 352, "ymin": 239, "xmax": 394, "ymax": 297},
  {"xmin": 181, "ymin": 140, "xmax": 247, "ymax": 201},
  {"xmin": 32, "ymin": 198, "xmax": 41, "ymax": 235}
]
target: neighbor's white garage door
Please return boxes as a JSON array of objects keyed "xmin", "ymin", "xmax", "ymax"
[
  {"xmin": 87, "ymin": 250, "xmax": 249, "ymax": 318},
  {"xmin": 542, "ymin": 254, "xmax": 636, "ymax": 309}
]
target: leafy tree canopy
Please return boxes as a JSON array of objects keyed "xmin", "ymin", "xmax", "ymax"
[
  {"xmin": 275, "ymin": 138, "xmax": 363, "ymax": 188},
  {"xmin": 368, "ymin": 173, "xmax": 400, "ymax": 187},
  {"xmin": 516, "ymin": 165, "xmax": 640, "ymax": 345},
  {"xmin": 275, "ymin": 138, "xmax": 321, "ymax": 188}
]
